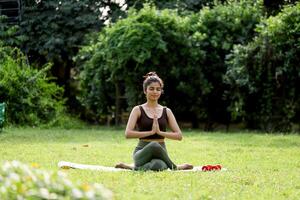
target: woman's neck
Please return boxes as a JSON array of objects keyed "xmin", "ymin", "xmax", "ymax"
[{"xmin": 145, "ymin": 101, "xmax": 158, "ymax": 108}]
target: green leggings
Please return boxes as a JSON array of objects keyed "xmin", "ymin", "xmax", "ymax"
[{"xmin": 133, "ymin": 141, "xmax": 177, "ymax": 171}]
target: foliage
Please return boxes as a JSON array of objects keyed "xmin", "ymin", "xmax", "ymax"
[
  {"xmin": 21, "ymin": 0, "xmax": 105, "ymax": 62},
  {"xmin": 78, "ymin": 48, "xmax": 116, "ymax": 122},
  {"xmin": 225, "ymin": 2, "xmax": 300, "ymax": 132},
  {"xmin": 0, "ymin": 16, "xmax": 24, "ymax": 47},
  {"xmin": 78, "ymin": 2, "xmax": 264, "ymax": 127},
  {"xmin": 135, "ymin": 0, "xmax": 298, "ymax": 15},
  {"xmin": 19, "ymin": 0, "xmax": 126, "ymax": 112},
  {"xmin": 2, "ymin": 0, "xmax": 298, "ymax": 130},
  {"xmin": 126, "ymin": 0, "xmax": 224, "ymax": 12},
  {"xmin": 263, "ymin": 0, "xmax": 299, "ymax": 16},
  {"xmin": 77, "ymin": 5, "xmax": 195, "ymax": 122},
  {"xmin": 0, "ymin": 160, "xmax": 112, "ymax": 199},
  {"xmin": 0, "ymin": 47, "xmax": 65, "ymax": 126},
  {"xmin": 179, "ymin": 0, "xmax": 263, "ymax": 129}
]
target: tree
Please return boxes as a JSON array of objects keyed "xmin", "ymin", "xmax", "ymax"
[
  {"xmin": 0, "ymin": 16, "xmax": 24, "ymax": 47},
  {"xmin": 125, "ymin": 0, "xmax": 226, "ymax": 13},
  {"xmin": 263, "ymin": 0, "xmax": 298, "ymax": 15},
  {"xmin": 77, "ymin": 5, "xmax": 195, "ymax": 125},
  {"xmin": 20, "ymin": 0, "xmax": 125, "ymax": 112},
  {"xmin": 78, "ymin": 1, "xmax": 263, "ymax": 129},
  {"xmin": 225, "ymin": 2, "xmax": 300, "ymax": 132},
  {"xmin": 184, "ymin": 0, "xmax": 263, "ymax": 129}
]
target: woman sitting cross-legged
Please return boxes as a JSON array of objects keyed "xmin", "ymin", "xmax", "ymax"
[{"xmin": 115, "ymin": 72, "xmax": 193, "ymax": 171}]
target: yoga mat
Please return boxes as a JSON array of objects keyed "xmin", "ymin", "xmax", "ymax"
[{"xmin": 58, "ymin": 161, "xmax": 227, "ymax": 172}]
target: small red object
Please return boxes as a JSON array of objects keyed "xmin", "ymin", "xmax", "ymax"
[{"xmin": 201, "ymin": 164, "xmax": 222, "ymax": 171}]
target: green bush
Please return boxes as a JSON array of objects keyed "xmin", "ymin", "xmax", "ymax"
[
  {"xmin": 126, "ymin": 0, "xmax": 227, "ymax": 13},
  {"xmin": 0, "ymin": 47, "xmax": 65, "ymax": 126},
  {"xmin": 0, "ymin": 16, "xmax": 24, "ymax": 47},
  {"xmin": 78, "ymin": 2, "xmax": 263, "ymax": 127},
  {"xmin": 225, "ymin": 2, "xmax": 300, "ymax": 132},
  {"xmin": 77, "ymin": 5, "xmax": 194, "ymax": 123},
  {"xmin": 0, "ymin": 160, "xmax": 112, "ymax": 199},
  {"xmin": 179, "ymin": 0, "xmax": 263, "ymax": 129}
]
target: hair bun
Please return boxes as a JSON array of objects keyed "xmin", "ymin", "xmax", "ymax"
[
  {"xmin": 143, "ymin": 71, "xmax": 158, "ymax": 79},
  {"xmin": 142, "ymin": 71, "xmax": 164, "ymax": 90}
]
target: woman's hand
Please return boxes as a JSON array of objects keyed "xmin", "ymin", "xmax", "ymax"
[{"xmin": 151, "ymin": 115, "xmax": 161, "ymax": 134}]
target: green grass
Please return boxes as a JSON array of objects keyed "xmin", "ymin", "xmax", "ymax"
[{"xmin": 0, "ymin": 127, "xmax": 299, "ymax": 199}]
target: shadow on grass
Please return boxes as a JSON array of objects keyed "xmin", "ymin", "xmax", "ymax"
[
  {"xmin": 1, "ymin": 127, "xmax": 299, "ymax": 149},
  {"xmin": 182, "ymin": 130, "xmax": 300, "ymax": 148}
]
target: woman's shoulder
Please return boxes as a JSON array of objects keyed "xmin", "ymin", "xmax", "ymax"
[
  {"xmin": 132, "ymin": 105, "xmax": 141, "ymax": 109},
  {"xmin": 132, "ymin": 105, "xmax": 142, "ymax": 111},
  {"xmin": 165, "ymin": 107, "xmax": 174, "ymax": 117},
  {"xmin": 157, "ymin": 104, "xmax": 170, "ymax": 111},
  {"xmin": 128, "ymin": 106, "xmax": 141, "ymax": 119},
  {"xmin": 157, "ymin": 104, "xmax": 167, "ymax": 109},
  {"xmin": 131, "ymin": 105, "xmax": 143, "ymax": 115}
]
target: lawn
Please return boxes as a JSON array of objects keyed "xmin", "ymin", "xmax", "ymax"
[{"xmin": 0, "ymin": 127, "xmax": 299, "ymax": 199}]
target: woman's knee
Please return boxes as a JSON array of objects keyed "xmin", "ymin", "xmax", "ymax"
[{"xmin": 148, "ymin": 141, "xmax": 163, "ymax": 152}]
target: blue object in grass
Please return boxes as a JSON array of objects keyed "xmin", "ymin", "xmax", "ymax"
[{"xmin": 0, "ymin": 102, "xmax": 5, "ymax": 130}]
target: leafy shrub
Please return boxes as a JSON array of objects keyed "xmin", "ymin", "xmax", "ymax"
[
  {"xmin": 178, "ymin": 0, "xmax": 263, "ymax": 129},
  {"xmin": 0, "ymin": 160, "xmax": 112, "ymax": 199},
  {"xmin": 225, "ymin": 2, "xmax": 300, "ymax": 132},
  {"xmin": 263, "ymin": 0, "xmax": 298, "ymax": 16},
  {"xmin": 0, "ymin": 47, "xmax": 65, "ymax": 126},
  {"xmin": 77, "ymin": 5, "xmax": 194, "ymax": 123},
  {"xmin": 126, "ymin": 0, "xmax": 227, "ymax": 13},
  {"xmin": 78, "ymin": 2, "xmax": 263, "ymax": 127},
  {"xmin": 19, "ymin": 0, "xmax": 128, "ymax": 114},
  {"xmin": 0, "ymin": 16, "xmax": 24, "ymax": 47}
]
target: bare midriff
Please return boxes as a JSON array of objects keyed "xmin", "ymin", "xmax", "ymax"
[{"xmin": 140, "ymin": 138, "xmax": 165, "ymax": 143}]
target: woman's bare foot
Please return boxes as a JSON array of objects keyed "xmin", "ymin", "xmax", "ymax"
[
  {"xmin": 115, "ymin": 162, "xmax": 134, "ymax": 170},
  {"xmin": 177, "ymin": 163, "xmax": 193, "ymax": 170}
]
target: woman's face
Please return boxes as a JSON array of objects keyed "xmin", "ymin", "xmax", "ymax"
[{"xmin": 144, "ymin": 82, "xmax": 162, "ymax": 101}]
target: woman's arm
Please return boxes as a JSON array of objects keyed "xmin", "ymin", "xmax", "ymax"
[
  {"xmin": 157, "ymin": 108, "xmax": 182, "ymax": 140},
  {"xmin": 125, "ymin": 106, "xmax": 155, "ymax": 139}
]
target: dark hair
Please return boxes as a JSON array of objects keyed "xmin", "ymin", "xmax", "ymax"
[{"xmin": 143, "ymin": 72, "xmax": 164, "ymax": 92}]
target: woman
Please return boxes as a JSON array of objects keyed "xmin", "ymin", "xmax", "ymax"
[{"xmin": 116, "ymin": 72, "xmax": 193, "ymax": 171}]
